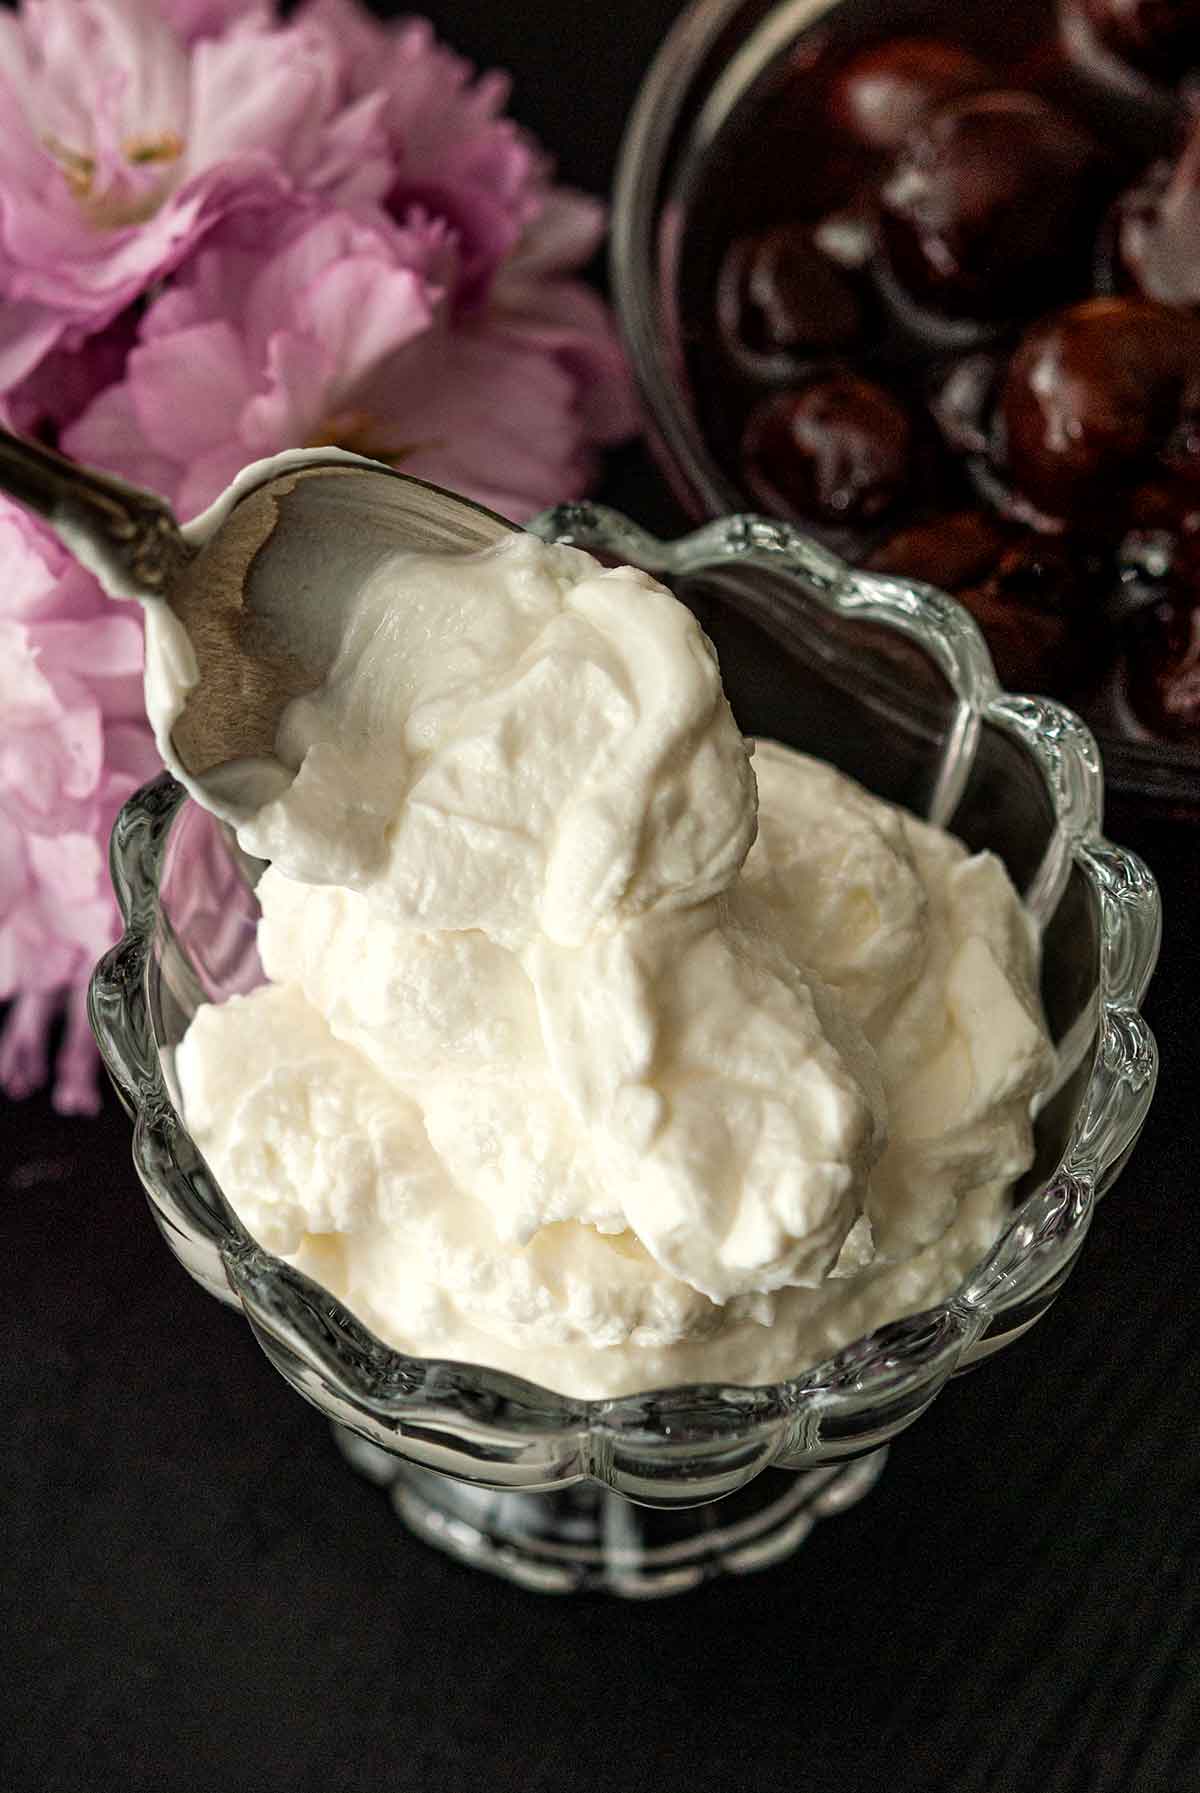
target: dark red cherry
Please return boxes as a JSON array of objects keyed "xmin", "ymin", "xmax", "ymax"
[
  {"xmin": 1127, "ymin": 591, "xmax": 1200, "ymax": 739},
  {"xmin": 877, "ymin": 91, "xmax": 1108, "ymax": 320},
  {"xmin": 749, "ymin": 65, "xmax": 876, "ymax": 219},
  {"xmin": 958, "ymin": 538, "xmax": 1101, "ymax": 693},
  {"xmin": 828, "ymin": 38, "xmax": 994, "ymax": 151},
  {"xmin": 872, "ymin": 513, "xmax": 1102, "ymax": 692},
  {"xmin": 717, "ymin": 226, "xmax": 865, "ymax": 365},
  {"xmin": 1114, "ymin": 117, "xmax": 1200, "ymax": 309},
  {"xmin": 954, "ymin": 586, "xmax": 1080, "ymax": 695},
  {"xmin": 1001, "ymin": 297, "xmax": 1200, "ymax": 525},
  {"xmin": 741, "ymin": 374, "xmax": 913, "ymax": 523},
  {"xmin": 866, "ymin": 509, "xmax": 1008, "ymax": 589},
  {"xmin": 1082, "ymin": 0, "xmax": 1200, "ymax": 82}
]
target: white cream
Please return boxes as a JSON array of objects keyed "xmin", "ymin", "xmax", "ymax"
[
  {"xmin": 238, "ymin": 533, "xmax": 759, "ymax": 947},
  {"xmin": 168, "ymin": 530, "xmax": 1054, "ymax": 1397}
]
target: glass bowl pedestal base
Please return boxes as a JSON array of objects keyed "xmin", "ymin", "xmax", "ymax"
[{"xmin": 333, "ymin": 1425, "xmax": 889, "ymax": 1596}]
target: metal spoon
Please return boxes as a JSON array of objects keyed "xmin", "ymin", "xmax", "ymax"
[{"xmin": 0, "ymin": 427, "xmax": 517, "ymax": 801}]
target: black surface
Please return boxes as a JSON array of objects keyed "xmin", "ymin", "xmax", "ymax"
[{"xmin": 4, "ymin": 4, "xmax": 1200, "ymax": 1789}]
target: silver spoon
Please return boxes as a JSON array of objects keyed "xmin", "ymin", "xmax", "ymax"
[{"xmin": 0, "ymin": 427, "xmax": 517, "ymax": 806}]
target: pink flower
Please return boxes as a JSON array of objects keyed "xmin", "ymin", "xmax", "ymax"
[
  {"xmin": 0, "ymin": 502, "xmax": 159, "ymax": 1112},
  {"xmin": 67, "ymin": 200, "xmax": 434, "ymax": 513},
  {"xmin": 0, "ymin": 2, "xmax": 639, "ymax": 1115},
  {"xmin": 0, "ymin": 0, "xmax": 392, "ymax": 387},
  {"xmin": 67, "ymin": 193, "xmax": 636, "ymax": 522},
  {"xmin": 301, "ymin": 0, "xmax": 577, "ymax": 313}
]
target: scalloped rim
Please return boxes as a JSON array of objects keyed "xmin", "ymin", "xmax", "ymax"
[{"xmin": 88, "ymin": 508, "xmax": 1160, "ymax": 1492}]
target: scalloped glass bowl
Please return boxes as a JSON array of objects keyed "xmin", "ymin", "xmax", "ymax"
[{"xmin": 90, "ymin": 503, "xmax": 1160, "ymax": 1596}]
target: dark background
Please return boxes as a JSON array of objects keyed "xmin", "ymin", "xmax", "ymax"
[{"xmin": 5, "ymin": 3, "xmax": 1200, "ymax": 1789}]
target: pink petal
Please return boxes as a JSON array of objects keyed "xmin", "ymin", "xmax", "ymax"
[
  {"xmin": 187, "ymin": 21, "xmax": 388, "ymax": 202},
  {"xmin": 368, "ymin": 316, "xmax": 587, "ymax": 520},
  {"xmin": 238, "ymin": 325, "xmax": 334, "ymax": 456},
  {"xmin": 0, "ymin": 906, "xmax": 81, "ymax": 997},
  {"xmin": 0, "ymin": 300, "xmax": 64, "ymax": 391},
  {"xmin": 34, "ymin": 614, "xmax": 144, "ymax": 679},
  {"xmin": 159, "ymin": 0, "xmax": 270, "ymax": 45},
  {"xmin": 102, "ymin": 720, "xmax": 162, "ymax": 791},
  {"xmin": 298, "ymin": 0, "xmax": 400, "ymax": 98},
  {"xmin": 126, "ymin": 318, "xmax": 250, "ymax": 460},
  {"xmin": 28, "ymin": 829, "xmax": 107, "ymax": 907},
  {"xmin": 296, "ymin": 257, "xmax": 433, "ymax": 391},
  {"xmin": 388, "ymin": 178, "xmax": 519, "ymax": 309},
  {"xmin": 239, "ymin": 207, "xmax": 378, "ymax": 350},
  {"xmin": 0, "ymin": 811, "xmax": 29, "ymax": 914},
  {"xmin": 4, "ymin": 307, "xmax": 139, "ymax": 440},
  {"xmin": 173, "ymin": 441, "xmax": 257, "ymax": 521},
  {"xmin": 0, "ymin": 702, "xmax": 103, "ymax": 819},
  {"xmin": 188, "ymin": 25, "xmax": 333, "ymax": 171},
  {"xmin": 0, "ymin": 990, "xmax": 54, "ymax": 1098},
  {"xmin": 0, "ymin": 620, "xmax": 58, "ymax": 719},
  {"xmin": 0, "ymin": 511, "xmax": 68, "ymax": 615},
  {"xmin": 506, "ymin": 188, "xmax": 607, "ymax": 279},
  {"xmin": 307, "ymin": 91, "xmax": 394, "ymax": 206},
  {"xmin": 62, "ymin": 381, "xmax": 181, "ymax": 501},
  {"xmin": 494, "ymin": 279, "xmax": 640, "ymax": 445},
  {"xmin": 53, "ymin": 984, "xmax": 103, "ymax": 1115}
]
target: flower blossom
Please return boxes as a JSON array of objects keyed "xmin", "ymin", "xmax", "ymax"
[
  {"xmin": 0, "ymin": 0, "xmax": 638, "ymax": 1115},
  {"xmin": 67, "ymin": 192, "xmax": 635, "ymax": 521},
  {"xmin": 300, "ymin": 0, "xmax": 544, "ymax": 313},
  {"xmin": 0, "ymin": 503, "xmax": 159, "ymax": 1112},
  {"xmin": 0, "ymin": 0, "xmax": 392, "ymax": 388}
]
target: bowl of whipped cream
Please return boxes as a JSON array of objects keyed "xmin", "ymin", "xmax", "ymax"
[{"xmin": 90, "ymin": 457, "xmax": 1161, "ymax": 1595}]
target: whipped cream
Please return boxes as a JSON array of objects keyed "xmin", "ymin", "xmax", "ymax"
[{"xmin": 169, "ymin": 528, "xmax": 1054, "ymax": 1397}]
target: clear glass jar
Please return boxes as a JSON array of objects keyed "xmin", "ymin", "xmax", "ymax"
[
  {"xmin": 609, "ymin": 0, "xmax": 1200, "ymax": 816},
  {"xmin": 89, "ymin": 502, "xmax": 1160, "ymax": 1595}
]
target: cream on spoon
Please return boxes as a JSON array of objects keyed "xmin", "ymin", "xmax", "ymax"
[{"xmin": 0, "ymin": 431, "xmax": 516, "ymax": 819}]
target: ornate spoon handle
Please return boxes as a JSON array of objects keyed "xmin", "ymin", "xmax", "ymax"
[{"xmin": 0, "ymin": 425, "xmax": 192, "ymax": 599}]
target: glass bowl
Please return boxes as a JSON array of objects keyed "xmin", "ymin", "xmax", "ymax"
[
  {"xmin": 609, "ymin": 0, "xmax": 1200, "ymax": 817},
  {"xmin": 89, "ymin": 502, "xmax": 1160, "ymax": 1597}
]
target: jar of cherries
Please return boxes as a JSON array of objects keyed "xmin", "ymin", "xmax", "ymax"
[{"xmin": 674, "ymin": 0, "xmax": 1200, "ymax": 748}]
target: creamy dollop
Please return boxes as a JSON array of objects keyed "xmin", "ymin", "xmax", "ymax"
[{"xmin": 170, "ymin": 532, "xmax": 1054, "ymax": 1396}]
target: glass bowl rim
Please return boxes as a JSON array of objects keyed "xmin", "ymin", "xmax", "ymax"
[
  {"xmin": 88, "ymin": 502, "xmax": 1161, "ymax": 1489},
  {"xmin": 607, "ymin": 0, "xmax": 1200, "ymax": 810}
]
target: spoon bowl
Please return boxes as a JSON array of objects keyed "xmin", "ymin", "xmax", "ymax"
[
  {"xmin": 0, "ymin": 431, "xmax": 517, "ymax": 809},
  {"xmin": 164, "ymin": 454, "xmax": 518, "ymax": 794}
]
